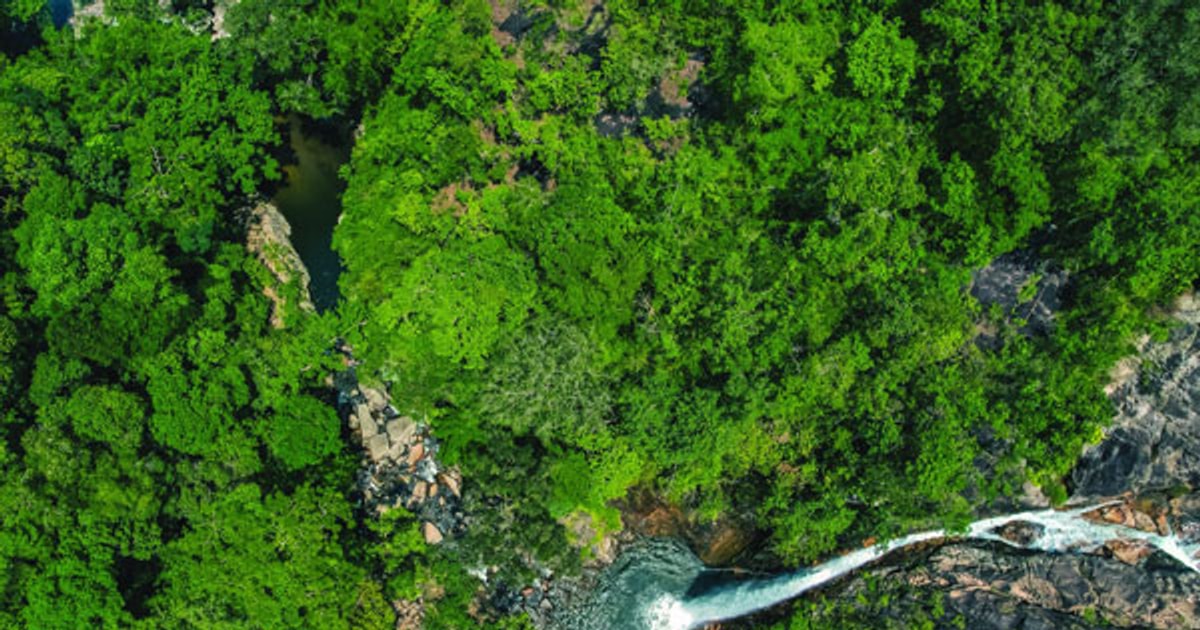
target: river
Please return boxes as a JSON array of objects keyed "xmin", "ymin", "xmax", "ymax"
[
  {"xmin": 560, "ymin": 502, "xmax": 1200, "ymax": 629},
  {"xmin": 272, "ymin": 115, "xmax": 350, "ymax": 312}
]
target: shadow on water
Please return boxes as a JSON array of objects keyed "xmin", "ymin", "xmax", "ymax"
[
  {"xmin": 48, "ymin": 0, "xmax": 72, "ymax": 27},
  {"xmin": 272, "ymin": 115, "xmax": 351, "ymax": 312}
]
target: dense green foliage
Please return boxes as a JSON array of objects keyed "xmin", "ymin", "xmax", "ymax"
[{"xmin": 0, "ymin": 0, "xmax": 1197, "ymax": 627}]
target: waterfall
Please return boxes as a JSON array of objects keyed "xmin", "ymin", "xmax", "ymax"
[{"xmin": 644, "ymin": 502, "xmax": 1200, "ymax": 630}]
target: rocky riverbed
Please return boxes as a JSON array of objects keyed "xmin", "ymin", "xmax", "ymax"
[
  {"xmin": 737, "ymin": 294, "xmax": 1200, "ymax": 630},
  {"xmin": 332, "ymin": 348, "xmax": 466, "ymax": 544}
]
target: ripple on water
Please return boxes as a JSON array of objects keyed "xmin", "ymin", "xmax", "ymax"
[{"xmin": 555, "ymin": 538, "xmax": 704, "ymax": 630}]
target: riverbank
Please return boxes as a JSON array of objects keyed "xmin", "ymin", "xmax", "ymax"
[{"xmin": 534, "ymin": 293, "xmax": 1200, "ymax": 630}]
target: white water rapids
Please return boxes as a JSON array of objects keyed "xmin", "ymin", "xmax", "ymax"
[{"xmin": 643, "ymin": 502, "xmax": 1200, "ymax": 630}]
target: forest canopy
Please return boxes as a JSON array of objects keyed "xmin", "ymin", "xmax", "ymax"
[{"xmin": 0, "ymin": 0, "xmax": 1197, "ymax": 628}]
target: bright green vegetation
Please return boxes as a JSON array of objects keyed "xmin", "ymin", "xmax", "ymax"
[{"xmin": 1, "ymin": 0, "xmax": 1198, "ymax": 627}]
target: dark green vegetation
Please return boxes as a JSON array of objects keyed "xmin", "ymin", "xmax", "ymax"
[{"xmin": 0, "ymin": 0, "xmax": 1197, "ymax": 627}]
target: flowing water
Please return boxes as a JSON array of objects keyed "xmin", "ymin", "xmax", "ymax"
[
  {"xmin": 563, "ymin": 503, "xmax": 1200, "ymax": 630},
  {"xmin": 272, "ymin": 116, "xmax": 350, "ymax": 311}
]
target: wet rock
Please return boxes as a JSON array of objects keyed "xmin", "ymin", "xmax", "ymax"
[
  {"xmin": 415, "ymin": 457, "xmax": 439, "ymax": 483},
  {"xmin": 693, "ymin": 520, "xmax": 753, "ymax": 566},
  {"xmin": 820, "ymin": 539, "xmax": 1198, "ymax": 630},
  {"xmin": 336, "ymin": 350, "xmax": 466, "ymax": 552},
  {"xmin": 1105, "ymin": 539, "xmax": 1154, "ymax": 565},
  {"xmin": 996, "ymin": 521, "xmax": 1045, "ymax": 547},
  {"xmin": 423, "ymin": 522, "xmax": 444, "ymax": 545}
]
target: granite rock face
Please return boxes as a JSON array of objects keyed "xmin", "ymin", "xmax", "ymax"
[{"xmin": 1073, "ymin": 312, "xmax": 1200, "ymax": 498}]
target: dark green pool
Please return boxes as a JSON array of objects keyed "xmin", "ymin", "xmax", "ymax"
[{"xmin": 272, "ymin": 116, "xmax": 350, "ymax": 312}]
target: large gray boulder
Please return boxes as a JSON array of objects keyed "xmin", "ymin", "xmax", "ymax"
[{"xmin": 1073, "ymin": 318, "xmax": 1200, "ymax": 498}]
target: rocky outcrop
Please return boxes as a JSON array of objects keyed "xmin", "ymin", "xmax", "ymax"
[
  {"xmin": 616, "ymin": 489, "xmax": 759, "ymax": 567},
  {"xmin": 970, "ymin": 251, "xmax": 1068, "ymax": 341},
  {"xmin": 916, "ymin": 543, "xmax": 1198, "ymax": 629},
  {"xmin": 245, "ymin": 201, "xmax": 314, "ymax": 328},
  {"xmin": 333, "ymin": 346, "xmax": 465, "ymax": 543},
  {"xmin": 1073, "ymin": 295, "xmax": 1200, "ymax": 498}
]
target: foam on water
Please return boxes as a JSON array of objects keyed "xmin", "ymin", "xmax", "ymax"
[{"xmin": 672, "ymin": 502, "xmax": 1200, "ymax": 629}]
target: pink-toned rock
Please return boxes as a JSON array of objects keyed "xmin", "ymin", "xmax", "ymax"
[
  {"xmin": 1107, "ymin": 539, "xmax": 1154, "ymax": 565},
  {"xmin": 422, "ymin": 522, "xmax": 443, "ymax": 544},
  {"xmin": 406, "ymin": 442, "xmax": 426, "ymax": 466},
  {"xmin": 411, "ymin": 481, "xmax": 429, "ymax": 503},
  {"xmin": 437, "ymin": 471, "xmax": 462, "ymax": 497}
]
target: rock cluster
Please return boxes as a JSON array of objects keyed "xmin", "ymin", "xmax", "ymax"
[
  {"xmin": 334, "ymin": 355, "xmax": 465, "ymax": 545},
  {"xmin": 390, "ymin": 599, "xmax": 423, "ymax": 630}
]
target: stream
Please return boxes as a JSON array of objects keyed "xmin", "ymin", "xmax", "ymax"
[{"xmin": 563, "ymin": 503, "xmax": 1200, "ymax": 630}]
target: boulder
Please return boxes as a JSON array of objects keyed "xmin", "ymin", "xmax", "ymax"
[
  {"xmin": 356, "ymin": 405, "xmax": 378, "ymax": 439},
  {"xmin": 437, "ymin": 470, "xmax": 462, "ymax": 498},
  {"xmin": 406, "ymin": 442, "xmax": 426, "ymax": 466},
  {"xmin": 386, "ymin": 417, "xmax": 417, "ymax": 445},
  {"xmin": 970, "ymin": 252, "xmax": 1067, "ymax": 338},
  {"xmin": 386, "ymin": 441, "xmax": 407, "ymax": 463},
  {"xmin": 996, "ymin": 521, "xmax": 1045, "ymax": 547},
  {"xmin": 1106, "ymin": 539, "xmax": 1154, "ymax": 565},
  {"xmin": 244, "ymin": 201, "xmax": 313, "ymax": 327},
  {"xmin": 365, "ymin": 434, "xmax": 389, "ymax": 462},
  {"xmin": 362, "ymin": 386, "xmax": 388, "ymax": 412},
  {"xmin": 423, "ymin": 522, "xmax": 444, "ymax": 544}
]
